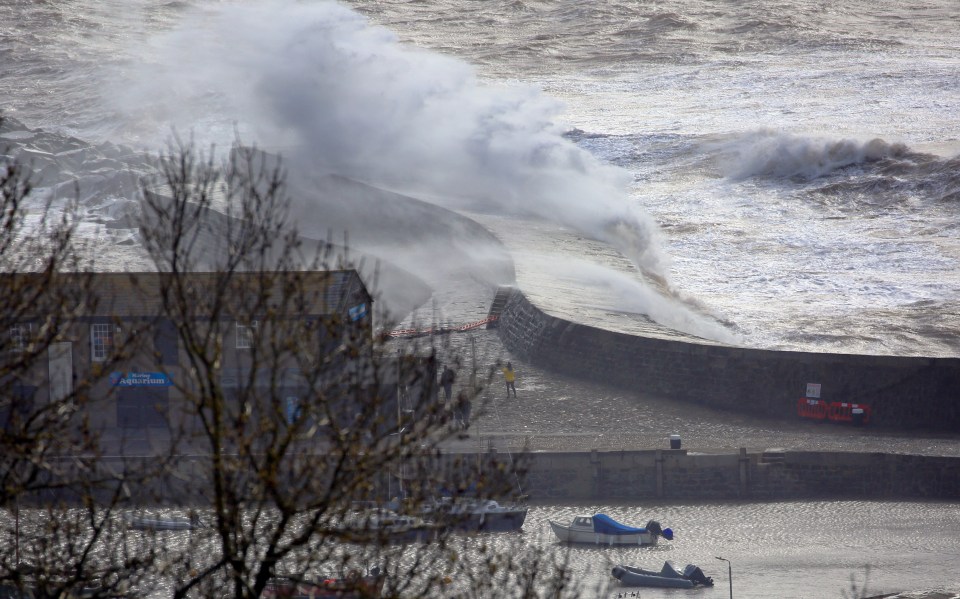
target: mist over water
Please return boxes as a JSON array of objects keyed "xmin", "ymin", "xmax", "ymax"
[{"xmin": 106, "ymin": 1, "xmax": 669, "ymax": 281}]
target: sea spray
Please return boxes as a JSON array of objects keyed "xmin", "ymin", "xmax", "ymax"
[{"xmin": 108, "ymin": 1, "xmax": 670, "ymax": 282}]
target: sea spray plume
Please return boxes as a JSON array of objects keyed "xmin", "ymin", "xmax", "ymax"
[
  {"xmin": 113, "ymin": 1, "xmax": 669, "ymax": 280},
  {"xmin": 524, "ymin": 254, "xmax": 739, "ymax": 344},
  {"xmin": 709, "ymin": 129, "xmax": 909, "ymax": 181}
]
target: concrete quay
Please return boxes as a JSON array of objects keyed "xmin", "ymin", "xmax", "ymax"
[{"xmin": 428, "ymin": 325, "xmax": 960, "ymax": 502}]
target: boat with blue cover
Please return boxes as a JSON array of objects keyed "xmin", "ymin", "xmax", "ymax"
[{"xmin": 548, "ymin": 514, "xmax": 673, "ymax": 546}]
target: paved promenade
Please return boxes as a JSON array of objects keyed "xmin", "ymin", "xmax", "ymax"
[{"xmin": 434, "ymin": 327, "xmax": 960, "ymax": 457}]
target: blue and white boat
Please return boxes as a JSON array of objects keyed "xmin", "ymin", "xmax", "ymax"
[{"xmin": 548, "ymin": 514, "xmax": 672, "ymax": 546}]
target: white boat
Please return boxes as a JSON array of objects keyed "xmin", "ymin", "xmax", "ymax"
[
  {"xmin": 342, "ymin": 509, "xmax": 435, "ymax": 544},
  {"xmin": 126, "ymin": 512, "xmax": 205, "ymax": 531},
  {"xmin": 548, "ymin": 514, "xmax": 672, "ymax": 546},
  {"xmin": 424, "ymin": 498, "xmax": 528, "ymax": 532}
]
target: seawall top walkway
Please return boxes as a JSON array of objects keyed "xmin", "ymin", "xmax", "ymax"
[{"xmin": 433, "ymin": 331, "xmax": 960, "ymax": 458}]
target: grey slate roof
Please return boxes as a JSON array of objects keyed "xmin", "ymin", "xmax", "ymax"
[{"xmin": 2, "ymin": 270, "xmax": 368, "ymax": 318}]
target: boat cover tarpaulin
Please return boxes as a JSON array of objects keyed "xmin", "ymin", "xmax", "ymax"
[{"xmin": 592, "ymin": 514, "xmax": 647, "ymax": 535}]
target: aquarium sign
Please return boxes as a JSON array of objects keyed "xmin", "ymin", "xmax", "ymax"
[
  {"xmin": 348, "ymin": 302, "xmax": 368, "ymax": 321},
  {"xmin": 805, "ymin": 383, "xmax": 821, "ymax": 398},
  {"xmin": 110, "ymin": 371, "xmax": 173, "ymax": 387}
]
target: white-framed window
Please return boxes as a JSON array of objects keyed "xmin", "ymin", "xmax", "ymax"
[
  {"xmin": 91, "ymin": 323, "xmax": 115, "ymax": 362},
  {"xmin": 235, "ymin": 320, "xmax": 259, "ymax": 349},
  {"xmin": 9, "ymin": 323, "xmax": 31, "ymax": 353}
]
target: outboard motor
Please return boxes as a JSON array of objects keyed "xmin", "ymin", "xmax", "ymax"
[
  {"xmin": 682, "ymin": 564, "xmax": 714, "ymax": 587},
  {"xmin": 645, "ymin": 519, "xmax": 673, "ymax": 540},
  {"xmin": 645, "ymin": 520, "xmax": 662, "ymax": 537}
]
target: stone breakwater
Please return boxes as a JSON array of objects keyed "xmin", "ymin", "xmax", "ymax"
[{"xmin": 495, "ymin": 288, "xmax": 960, "ymax": 432}]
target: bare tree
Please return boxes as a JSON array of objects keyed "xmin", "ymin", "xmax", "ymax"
[
  {"xmin": 0, "ymin": 115, "xmax": 162, "ymax": 598},
  {"xmin": 1, "ymin": 120, "xmax": 581, "ymax": 598},
  {"xmin": 130, "ymin": 138, "xmax": 580, "ymax": 599}
]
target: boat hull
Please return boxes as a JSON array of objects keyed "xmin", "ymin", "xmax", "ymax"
[
  {"xmin": 548, "ymin": 520, "xmax": 657, "ymax": 546},
  {"xmin": 611, "ymin": 565, "xmax": 694, "ymax": 588},
  {"xmin": 447, "ymin": 508, "xmax": 527, "ymax": 533},
  {"xmin": 612, "ymin": 563, "xmax": 714, "ymax": 589}
]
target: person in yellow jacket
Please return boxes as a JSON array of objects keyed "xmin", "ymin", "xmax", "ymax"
[{"xmin": 502, "ymin": 361, "xmax": 517, "ymax": 398}]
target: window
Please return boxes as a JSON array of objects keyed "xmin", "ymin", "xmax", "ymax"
[
  {"xmin": 235, "ymin": 320, "xmax": 258, "ymax": 349},
  {"xmin": 91, "ymin": 323, "xmax": 115, "ymax": 362},
  {"xmin": 8, "ymin": 323, "xmax": 31, "ymax": 353}
]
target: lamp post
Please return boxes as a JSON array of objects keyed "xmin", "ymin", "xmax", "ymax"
[{"xmin": 715, "ymin": 556, "xmax": 733, "ymax": 599}]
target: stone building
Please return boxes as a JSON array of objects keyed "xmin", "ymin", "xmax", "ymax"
[{"xmin": 4, "ymin": 270, "xmax": 375, "ymax": 443}]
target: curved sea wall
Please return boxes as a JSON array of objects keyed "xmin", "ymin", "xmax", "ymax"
[{"xmin": 497, "ymin": 289, "xmax": 960, "ymax": 431}]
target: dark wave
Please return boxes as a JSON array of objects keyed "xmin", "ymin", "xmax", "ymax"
[{"xmin": 815, "ymin": 153, "xmax": 960, "ymax": 204}]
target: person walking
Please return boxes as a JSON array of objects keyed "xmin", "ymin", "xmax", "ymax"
[
  {"xmin": 502, "ymin": 361, "xmax": 517, "ymax": 398},
  {"xmin": 453, "ymin": 390, "xmax": 472, "ymax": 433},
  {"xmin": 440, "ymin": 365, "xmax": 456, "ymax": 403}
]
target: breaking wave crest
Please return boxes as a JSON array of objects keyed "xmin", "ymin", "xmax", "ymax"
[{"xmin": 710, "ymin": 129, "xmax": 910, "ymax": 181}]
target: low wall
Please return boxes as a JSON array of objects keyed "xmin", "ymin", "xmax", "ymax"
[
  {"xmin": 497, "ymin": 289, "xmax": 960, "ymax": 431},
  {"xmin": 29, "ymin": 448, "xmax": 960, "ymax": 505},
  {"xmin": 518, "ymin": 448, "xmax": 960, "ymax": 501}
]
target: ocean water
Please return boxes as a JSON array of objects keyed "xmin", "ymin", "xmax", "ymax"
[{"xmin": 2, "ymin": 0, "xmax": 958, "ymax": 357}]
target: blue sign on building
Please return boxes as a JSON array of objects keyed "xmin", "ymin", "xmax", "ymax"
[
  {"xmin": 110, "ymin": 372, "xmax": 173, "ymax": 387},
  {"xmin": 348, "ymin": 302, "xmax": 368, "ymax": 321}
]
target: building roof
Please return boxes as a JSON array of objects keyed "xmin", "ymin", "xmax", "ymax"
[{"xmin": 1, "ymin": 270, "xmax": 370, "ymax": 318}]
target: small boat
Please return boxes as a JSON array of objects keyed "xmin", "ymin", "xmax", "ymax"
[
  {"xmin": 264, "ymin": 567, "xmax": 384, "ymax": 599},
  {"xmin": 341, "ymin": 509, "xmax": 435, "ymax": 544},
  {"xmin": 424, "ymin": 498, "xmax": 527, "ymax": 533},
  {"xmin": 612, "ymin": 561, "xmax": 714, "ymax": 589},
  {"xmin": 548, "ymin": 514, "xmax": 673, "ymax": 546},
  {"xmin": 126, "ymin": 512, "xmax": 205, "ymax": 531}
]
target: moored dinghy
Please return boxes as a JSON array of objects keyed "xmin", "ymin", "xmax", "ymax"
[
  {"xmin": 548, "ymin": 514, "xmax": 673, "ymax": 546},
  {"xmin": 612, "ymin": 561, "xmax": 714, "ymax": 589}
]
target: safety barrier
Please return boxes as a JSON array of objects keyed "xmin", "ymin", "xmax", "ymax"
[
  {"xmin": 827, "ymin": 402, "xmax": 872, "ymax": 425},
  {"xmin": 797, "ymin": 398, "xmax": 829, "ymax": 420},
  {"xmin": 384, "ymin": 315, "xmax": 499, "ymax": 339}
]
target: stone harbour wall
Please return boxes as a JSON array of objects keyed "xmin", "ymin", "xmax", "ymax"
[
  {"xmin": 513, "ymin": 449, "xmax": 960, "ymax": 501},
  {"xmin": 496, "ymin": 289, "xmax": 960, "ymax": 431},
  {"xmin": 26, "ymin": 448, "xmax": 960, "ymax": 505}
]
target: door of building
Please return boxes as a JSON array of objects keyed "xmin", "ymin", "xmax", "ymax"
[{"xmin": 47, "ymin": 341, "xmax": 73, "ymax": 403}]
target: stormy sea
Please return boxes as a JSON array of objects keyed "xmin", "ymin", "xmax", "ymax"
[
  {"xmin": 3, "ymin": 0, "xmax": 960, "ymax": 357},
  {"xmin": 3, "ymin": 1, "xmax": 960, "ymax": 597}
]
